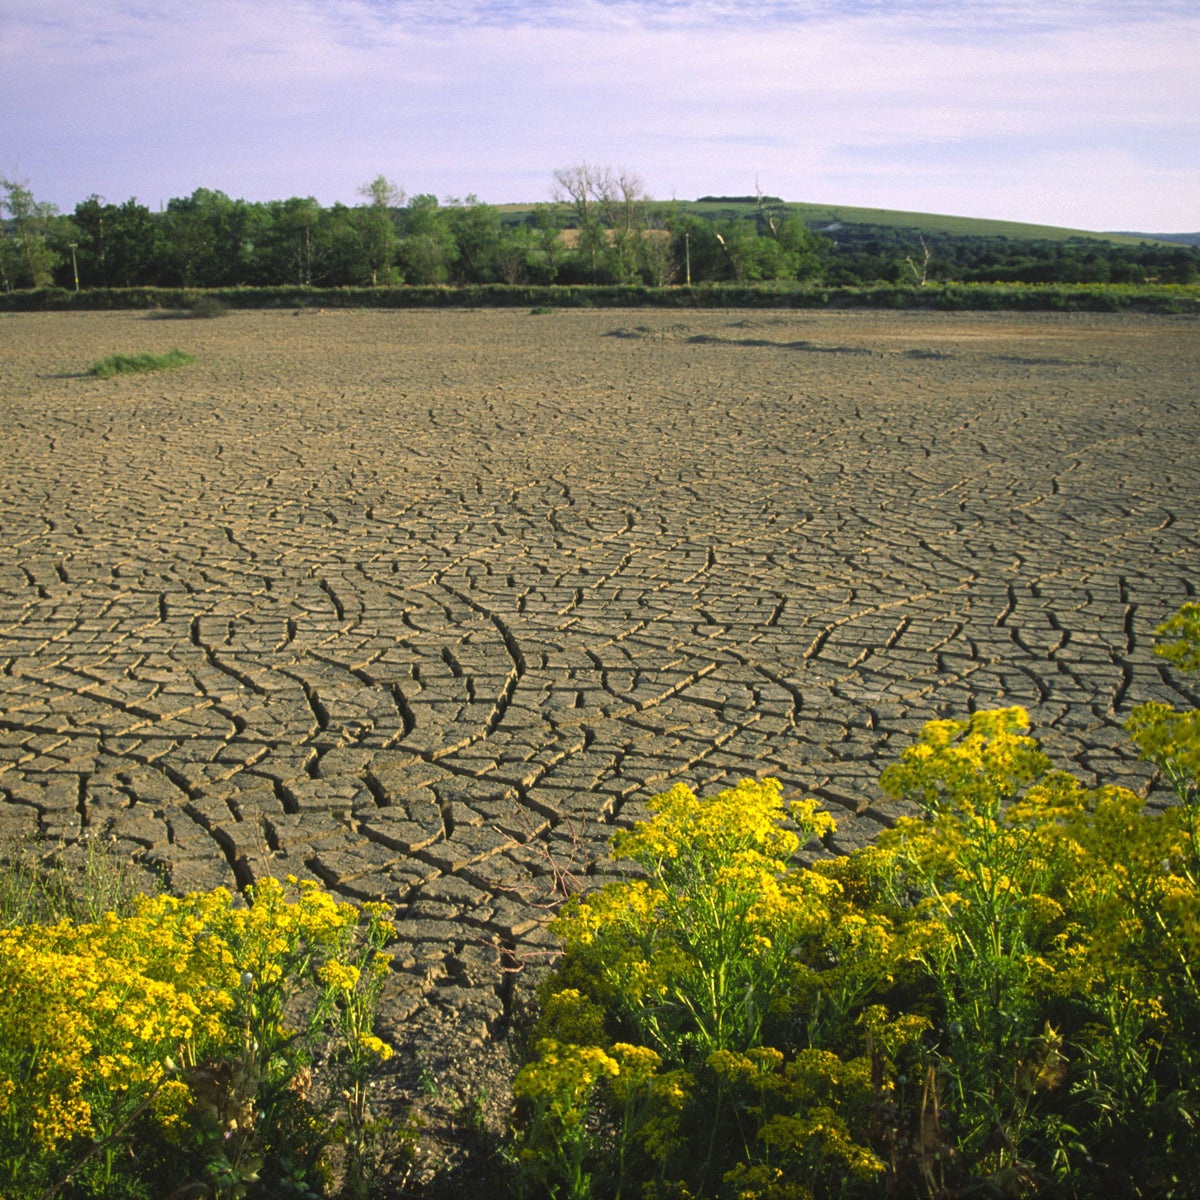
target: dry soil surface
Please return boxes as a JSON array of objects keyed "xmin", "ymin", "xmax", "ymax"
[{"xmin": 2, "ymin": 306, "xmax": 1199, "ymax": 1165}]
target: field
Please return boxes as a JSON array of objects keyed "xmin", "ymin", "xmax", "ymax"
[
  {"xmin": 497, "ymin": 198, "xmax": 1166, "ymax": 244},
  {"xmin": 2, "ymin": 306, "xmax": 1199, "ymax": 1099}
]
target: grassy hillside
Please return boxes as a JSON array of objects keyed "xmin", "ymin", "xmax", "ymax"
[{"xmin": 498, "ymin": 198, "xmax": 1169, "ymax": 245}]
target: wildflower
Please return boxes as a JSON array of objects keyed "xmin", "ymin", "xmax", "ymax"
[
  {"xmin": 356, "ymin": 1034, "xmax": 394, "ymax": 1061},
  {"xmin": 317, "ymin": 961, "xmax": 361, "ymax": 991}
]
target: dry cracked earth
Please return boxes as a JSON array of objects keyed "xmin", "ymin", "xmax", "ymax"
[{"xmin": 2, "ymin": 306, "xmax": 1199, "ymax": 1136}]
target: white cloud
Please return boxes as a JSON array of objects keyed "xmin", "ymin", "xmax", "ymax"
[{"xmin": 2, "ymin": 0, "xmax": 1197, "ymax": 228}]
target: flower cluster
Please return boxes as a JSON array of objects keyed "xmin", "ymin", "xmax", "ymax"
[
  {"xmin": 512, "ymin": 602, "xmax": 1200, "ymax": 1200},
  {"xmin": 0, "ymin": 876, "xmax": 396, "ymax": 1200}
]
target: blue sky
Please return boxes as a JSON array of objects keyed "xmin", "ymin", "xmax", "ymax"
[{"xmin": 4, "ymin": 0, "xmax": 1198, "ymax": 231}]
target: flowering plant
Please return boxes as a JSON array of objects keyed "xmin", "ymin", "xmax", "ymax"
[{"xmin": 0, "ymin": 876, "xmax": 398, "ymax": 1200}]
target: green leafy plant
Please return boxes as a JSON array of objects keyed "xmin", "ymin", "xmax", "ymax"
[
  {"xmin": 89, "ymin": 348, "xmax": 196, "ymax": 378},
  {"xmin": 514, "ymin": 780, "xmax": 889, "ymax": 1200},
  {"xmin": 511, "ymin": 600, "xmax": 1200, "ymax": 1200},
  {"xmin": 188, "ymin": 295, "xmax": 229, "ymax": 318},
  {"xmin": 0, "ymin": 874, "xmax": 406, "ymax": 1200}
]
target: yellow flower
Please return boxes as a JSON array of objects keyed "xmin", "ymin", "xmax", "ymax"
[
  {"xmin": 356, "ymin": 1033, "xmax": 394, "ymax": 1061},
  {"xmin": 318, "ymin": 961, "xmax": 362, "ymax": 991}
]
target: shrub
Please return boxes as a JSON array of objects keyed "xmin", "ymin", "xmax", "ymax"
[
  {"xmin": 0, "ymin": 875, "xmax": 405, "ymax": 1200},
  {"xmin": 89, "ymin": 349, "xmax": 196, "ymax": 378},
  {"xmin": 512, "ymin": 603, "xmax": 1200, "ymax": 1200},
  {"xmin": 188, "ymin": 295, "xmax": 229, "ymax": 318}
]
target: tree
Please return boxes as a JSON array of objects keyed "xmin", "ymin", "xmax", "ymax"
[
  {"xmin": 356, "ymin": 175, "xmax": 404, "ymax": 285},
  {"xmin": 670, "ymin": 213, "xmax": 723, "ymax": 283},
  {"xmin": 0, "ymin": 177, "xmax": 59, "ymax": 290},
  {"xmin": 398, "ymin": 194, "xmax": 455, "ymax": 284},
  {"xmin": 529, "ymin": 204, "xmax": 566, "ymax": 282},
  {"xmin": 107, "ymin": 199, "xmax": 163, "ymax": 287},
  {"xmin": 552, "ymin": 163, "xmax": 664, "ymax": 283},
  {"xmin": 773, "ymin": 215, "xmax": 828, "ymax": 281},
  {"xmin": 259, "ymin": 197, "xmax": 325, "ymax": 285},
  {"xmin": 445, "ymin": 195, "xmax": 502, "ymax": 283},
  {"xmin": 553, "ymin": 163, "xmax": 608, "ymax": 278},
  {"xmin": 71, "ymin": 195, "xmax": 112, "ymax": 287},
  {"xmin": 163, "ymin": 188, "xmax": 254, "ymax": 286}
]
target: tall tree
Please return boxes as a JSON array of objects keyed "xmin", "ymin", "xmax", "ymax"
[
  {"xmin": 72, "ymin": 195, "xmax": 113, "ymax": 287},
  {"xmin": 108, "ymin": 199, "xmax": 163, "ymax": 287},
  {"xmin": 445, "ymin": 195, "xmax": 502, "ymax": 283},
  {"xmin": 356, "ymin": 175, "xmax": 404, "ymax": 285},
  {"xmin": 163, "ymin": 188, "xmax": 252, "ymax": 286},
  {"xmin": 399, "ymin": 194, "xmax": 455, "ymax": 284},
  {"xmin": 260, "ymin": 197, "xmax": 325, "ymax": 285},
  {"xmin": 0, "ymin": 177, "xmax": 59, "ymax": 289},
  {"xmin": 553, "ymin": 163, "xmax": 608, "ymax": 277},
  {"xmin": 530, "ymin": 204, "xmax": 566, "ymax": 282},
  {"xmin": 596, "ymin": 168, "xmax": 650, "ymax": 283}
]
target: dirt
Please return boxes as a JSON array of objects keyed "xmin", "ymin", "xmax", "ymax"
[{"xmin": 2, "ymin": 305, "xmax": 1199, "ymax": 1185}]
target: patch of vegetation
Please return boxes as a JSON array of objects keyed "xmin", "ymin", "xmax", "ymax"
[
  {"xmin": 5, "ymin": 169, "xmax": 1195, "ymax": 298},
  {"xmin": 5, "ymin": 281, "xmax": 1196, "ymax": 316},
  {"xmin": 0, "ymin": 830, "xmax": 161, "ymax": 927},
  {"xmin": 529, "ymin": 305, "xmax": 553, "ymax": 315},
  {"xmin": 89, "ymin": 348, "xmax": 196, "ymax": 378},
  {"xmin": 509, "ymin": 602, "xmax": 1200, "ymax": 1200},
  {"xmin": 0, "ymin": 873, "xmax": 409, "ymax": 1199},
  {"xmin": 187, "ymin": 295, "xmax": 228, "ymax": 318}
]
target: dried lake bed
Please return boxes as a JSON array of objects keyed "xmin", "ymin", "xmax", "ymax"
[{"xmin": 2, "ymin": 306, "xmax": 1199, "ymax": 1106}]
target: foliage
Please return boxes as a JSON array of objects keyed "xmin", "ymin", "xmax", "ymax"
[
  {"xmin": 0, "ymin": 875, "xmax": 406, "ymax": 1200},
  {"xmin": 10, "ymin": 165, "xmax": 1195, "ymax": 295},
  {"xmin": 514, "ymin": 779, "xmax": 886, "ymax": 1200},
  {"xmin": 89, "ymin": 349, "xmax": 197, "ymax": 378},
  {"xmin": 1, "ymin": 176, "xmax": 60, "ymax": 290},
  {"xmin": 5, "ymin": 280, "xmax": 1198, "ymax": 316},
  {"xmin": 188, "ymin": 294, "xmax": 230, "ymax": 318},
  {"xmin": 511, "ymin": 602, "xmax": 1200, "ymax": 1200}
]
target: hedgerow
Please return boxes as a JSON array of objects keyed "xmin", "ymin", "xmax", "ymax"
[{"xmin": 2, "ymin": 282, "xmax": 1198, "ymax": 313}]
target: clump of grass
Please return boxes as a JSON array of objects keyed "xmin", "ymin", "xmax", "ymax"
[
  {"xmin": 89, "ymin": 349, "xmax": 196, "ymax": 378},
  {"xmin": 188, "ymin": 295, "xmax": 228, "ymax": 318},
  {"xmin": 0, "ymin": 829, "xmax": 158, "ymax": 927},
  {"xmin": 529, "ymin": 305, "xmax": 553, "ymax": 315}
]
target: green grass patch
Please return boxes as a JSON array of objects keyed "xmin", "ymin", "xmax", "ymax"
[{"xmin": 89, "ymin": 348, "xmax": 197, "ymax": 378}]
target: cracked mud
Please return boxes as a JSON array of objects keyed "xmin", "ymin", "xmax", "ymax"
[{"xmin": 2, "ymin": 306, "xmax": 1199, "ymax": 1088}]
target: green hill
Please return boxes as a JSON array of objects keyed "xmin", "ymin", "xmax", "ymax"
[{"xmin": 500, "ymin": 198, "xmax": 1173, "ymax": 246}]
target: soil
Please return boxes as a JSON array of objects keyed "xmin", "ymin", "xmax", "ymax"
[{"xmin": 2, "ymin": 306, "xmax": 1199, "ymax": 1187}]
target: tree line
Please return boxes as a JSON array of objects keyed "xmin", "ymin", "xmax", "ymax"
[{"xmin": 1, "ymin": 168, "xmax": 1196, "ymax": 294}]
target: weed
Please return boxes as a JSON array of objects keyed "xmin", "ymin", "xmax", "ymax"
[
  {"xmin": 0, "ymin": 827, "xmax": 158, "ymax": 926},
  {"xmin": 509, "ymin": 601, "xmax": 1200, "ymax": 1200},
  {"xmin": 89, "ymin": 349, "xmax": 196, "ymax": 378},
  {"xmin": 0, "ymin": 874, "xmax": 405, "ymax": 1200},
  {"xmin": 188, "ymin": 295, "xmax": 228, "ymax": 318}
]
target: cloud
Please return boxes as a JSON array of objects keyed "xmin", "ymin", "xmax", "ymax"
[{"xmin": 2, "ymin": 0, "xmax": 1197, "ymax": 228}]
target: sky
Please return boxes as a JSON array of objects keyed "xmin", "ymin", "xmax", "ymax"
[{"xmin": 3, "ymin": 0, "xmax": 1198, "ymax": 233}]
